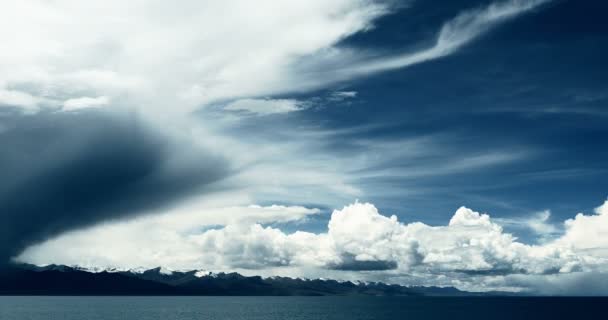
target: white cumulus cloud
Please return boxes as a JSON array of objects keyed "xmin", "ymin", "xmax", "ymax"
[{"xmin": 17, "ymin": 198, "xmax": 608, "ymax": 293}]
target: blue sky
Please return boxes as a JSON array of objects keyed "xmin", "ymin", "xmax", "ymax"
[
  {"xmin": 210, "ymin": 0, "xmax": 608, "ymax": 229},
  {"xmin": 351, "ymin": 0, "xmax": 608, "ymax": 224},
  {"xmin": 2, "ymin": 0, "xmax": 608, "ymax": 294}
]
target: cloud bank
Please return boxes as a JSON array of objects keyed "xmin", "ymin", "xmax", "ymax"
[{"xmin": 18, "ymin": 198, "xmax": 608, "ymax": 293}]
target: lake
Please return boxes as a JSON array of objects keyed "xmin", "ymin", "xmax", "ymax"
[{"xmin": 0, "ymin": 296, "xmax": 604, "ymax": 319}]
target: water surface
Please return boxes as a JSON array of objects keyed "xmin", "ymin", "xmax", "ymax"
[{"xmin": 0, "ymin": 296, "xmax": 604, "ymax": 320}]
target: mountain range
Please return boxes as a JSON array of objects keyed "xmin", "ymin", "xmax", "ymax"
[{"xmin": 0, "ymin": 264, "xmax": 508, "ymax": 296}]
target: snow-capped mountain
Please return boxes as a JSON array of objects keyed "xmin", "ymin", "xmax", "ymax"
[{"xmin": 0, "ymin": 263, "xmax": 507, "ymax": 296}]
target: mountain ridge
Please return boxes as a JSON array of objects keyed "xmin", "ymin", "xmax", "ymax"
[{"xmin": 0, "ymin": 264, "xmax": 513, "ymax": 296}]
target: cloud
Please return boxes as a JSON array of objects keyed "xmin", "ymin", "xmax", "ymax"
[
  {"xmin": 224, "ymin": 98, "xmax": 303, "ymax": 115},
  {"xmin": 0, "ymin": 0, "xmax": 390, "ymax": 116},
  {"xmin": 328, "ymin": 91, "xmax": 358, "ymax": 102},
  {"xmin": 16, "ymin": 203, "xmax": 321, "ymax": 270},
  {"xmin": 0, "ymin": 1, "xmax": 552, "ymax": 117},
  {"xmin": 504, "ymin": 272, "xmax": 608, "ymax": 296},
  {"xmin": 63, "ymin": 96, "xmax": 110, "ymax": 111},
  {"xmin": 331, "ymin": 0, "xmax": 551, "ymax": 79},
  {"xmin": 496, "ymin": 210, "xmax": 560, "ymax": 240},
  {"xmin": 525, "ymin": 211, "xmax": 559, "ymax": 235},
  {"xmin": 0, "ymin": 89, "xmax": 43, "ymax": 111},
  {"xmin": 328, "ymin": 254, "xmax": 398, "ymax": 271},
  {"xmin": 0, "ymin": 109, "xmax": 231, "ymax": 267},
  {"xmin": 202, "ymin": 120, "xmax": 531, "ymax": 210},
  {"xmin": 554, "ymin": 199, "xmax": 608, "ymax": 253},
  {"xmin": 17, "ymin": 198, "xmax": 608, "ymax": 293}
]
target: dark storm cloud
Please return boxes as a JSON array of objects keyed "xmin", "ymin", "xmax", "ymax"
[{"xmin": 0, "ymin": 109, "xmax": 231, "ymax": 267}]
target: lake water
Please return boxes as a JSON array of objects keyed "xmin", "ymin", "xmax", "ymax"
[{"xmin": 0, "ymin": 296, "xmax": 604, "ymax": 319}]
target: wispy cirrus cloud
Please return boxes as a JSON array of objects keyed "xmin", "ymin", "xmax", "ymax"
[
  {"xmin": 224, "ymin": 98, "xmax": 304, "ymax": 115},
  {"xmin": 495, "ymin": 210, "xmax": 561, "ymax": 243},
  {"xmin": 328, "ymin": 0, "xmax": 552, "ymax": 79},
  {"xmin": 0, "ymin": 0, "xmax": 551, "ymax": 117}
]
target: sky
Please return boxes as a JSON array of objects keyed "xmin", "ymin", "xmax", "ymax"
[{"xmin": 1, "ymin": 0, "xmax": 608, "ymax": 295}]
